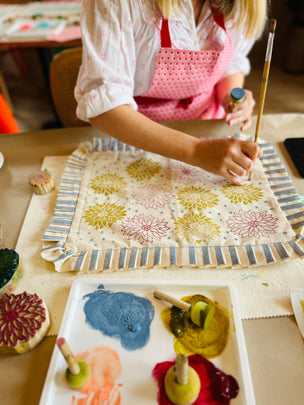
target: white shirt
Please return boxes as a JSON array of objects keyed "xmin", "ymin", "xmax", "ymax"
[{"xmin": 75, "ymin": 0, "xmax": 255, "ymax": 122}]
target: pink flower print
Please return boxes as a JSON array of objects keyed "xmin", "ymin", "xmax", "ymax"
[
  {"xmin": 227, "ymin": 210, "xmax": 279, "ymax": 239},
  {"xmin": 102, "ymin": 30, "xmax": 107, "ymax": 38},
  {"xmin": 121, "ymin": 214, "xmax": 170, "ymax": 244},
  {"xmin": 0, "ymin": 292, "xmax": 47, "ymax": 347},
  {"xmin": 164, "ymin": 161, "xmax": 205, "ymax": 184},
  {"xmin": 103, "ymin": 7, "xmax": 108, "ymax": 15},
  {"xmin": 131, "ymin": 184, "xmax": 175, "ymax": 210},
  {"xmin": 128, "ymin": 21, "xmax": 132, "ymax": 28},
  {"xmin": 100, "ymin": 54, "xmax": 106, "ymax": 60}
]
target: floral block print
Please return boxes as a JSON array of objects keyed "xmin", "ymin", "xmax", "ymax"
[{"xmin": 41, "ymin": 137, "xmax": 304, "ymax": 272}]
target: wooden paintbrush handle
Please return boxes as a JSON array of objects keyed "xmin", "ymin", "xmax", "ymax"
[
  {"xmin": 175, "ymin": 354, "xmax": 189, "ymax": 385},
  {"xmin": 57, "ymin": 337, "xmax": 80, "ymax": 375},
  {"xmin": 153, "ymin": 289, "xmax": 191, "ymax": 311}
]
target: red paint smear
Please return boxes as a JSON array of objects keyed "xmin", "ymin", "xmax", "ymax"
[
  {"xmin": 152, "ymin": 354, "xmax": 239, "ymax": 405},
  {"xmin": 20, "ymin": 24, "xmax": 32, "ymax": 31}
]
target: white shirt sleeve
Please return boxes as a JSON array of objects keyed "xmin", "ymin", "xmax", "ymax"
[
  {"xmin": 223, "ymin": 27, "xmax": 255, "ymax": 79},
  {"xmin": 75, "ymin": 0, "xmax": 138, "ymax": 122}
]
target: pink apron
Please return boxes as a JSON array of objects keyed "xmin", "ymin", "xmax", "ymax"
[{"xmin": 135, "ymin": 13, "xmax": 234, "ymax": 122}]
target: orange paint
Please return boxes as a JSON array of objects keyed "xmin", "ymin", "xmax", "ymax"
[{"xmin": 70, "ymin": 346, "xmax": 122, "ymax": 405}]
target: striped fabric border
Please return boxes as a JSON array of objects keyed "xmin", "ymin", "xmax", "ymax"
[{"xmin": 41, "ymin": 137, "xmax": 304, "ymax": 273}]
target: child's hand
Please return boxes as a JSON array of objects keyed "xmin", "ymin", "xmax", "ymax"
[
  {"xmin": 192, "ymin": 137, "xmax": 262, "ymax": 186},
  {"xmin": 224, "ymin": 90, "xmax": 255, "ymax": 131}
]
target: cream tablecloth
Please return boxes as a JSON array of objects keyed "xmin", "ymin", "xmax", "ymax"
[{"xmin": 15, "ymin": 135, "xmax": 304, "ymax": 336}]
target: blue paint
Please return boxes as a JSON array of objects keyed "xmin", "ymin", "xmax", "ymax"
[
  {"xmin": 36, "ymin": 21, "xmax": 53, "ymax": 29},
  {"xmin": 83, "ymin": 285, "xmax": 155, "ymax": 350}
]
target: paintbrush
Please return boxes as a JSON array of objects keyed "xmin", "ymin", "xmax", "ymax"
[{"xmin": 249, "ymin": 18, "xmax": 277, "ymax": 180}]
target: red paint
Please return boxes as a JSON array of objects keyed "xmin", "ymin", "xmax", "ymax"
[
  {"xmin": 57, "ymin": 337, "xmax": 66, "ymax": 346},
  {"xmin": 152, "ymin": 354, "xmax": 239, "ymax": 404},
  {"xmin": 20, "ymin": 24, "xmax": 32, "ymax": 31}
]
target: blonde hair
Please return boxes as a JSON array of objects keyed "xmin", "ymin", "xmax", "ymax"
[{"xmin": 156, "ymin": 0, "xmax": 268, "ymax": 39}]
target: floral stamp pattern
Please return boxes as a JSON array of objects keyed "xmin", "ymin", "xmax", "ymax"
[
  {"xmin": 221, "ymin": 183, "xmax": 263, "ymax": 205},
  {"xmin": 227, "ymin": 210, "xmax": 279, "ymax": 239},
  {"xmin": 164, "ymin": 161, "xmax": 205, "ymax": 184},
  {"xmin": 121, "ymin": 213, "xmax": 170, "ymax": 244},
  {"xmin": 78, "ymin": 142, "xmax": 292, "ymax": 251},
  {"xmin": 174, "ymin": 212, "xmax": 221, "ymax": 243},
  {"xmin": 177, "ymin": 187, "xmax": 219, "ymax": 210},
  {"xmin": 83, "ymin": 203, "xmax": 127, "ymax": 230},
  {"xmin": 0, "ymin": 292, "xmax": 47, "ymax": 347},
  {"xmin": 131, "ymin": 184, "xmax": 175, "ymax": 210},
  {"xmin": 90, "ymin": 174, "xmax": 127, "ymax": 196},
  {"xmin": 126, "ymin": 158, "xmax": 162, "ymax": 180}
]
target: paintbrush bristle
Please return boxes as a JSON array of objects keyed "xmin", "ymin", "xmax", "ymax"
[{"xmin": 270, "ymin": 19, "xmax": 277, "ymax": 33}]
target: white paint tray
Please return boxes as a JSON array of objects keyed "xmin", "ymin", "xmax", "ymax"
[{"xmin": 39, "ymin": 279, "xmax": 255, "ymax": 404}]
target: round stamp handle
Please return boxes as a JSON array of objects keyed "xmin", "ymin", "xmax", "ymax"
[
  {"xmin": 175, "ymin": 354, "xmax": 189, "ymax": 385},
  {"xmin": 153, "ymin": 289, "xmax": 191, "ymax": 312},
  {"xmin": 57, "ymin": 337, "xmax": 80, "ymax": 375}
]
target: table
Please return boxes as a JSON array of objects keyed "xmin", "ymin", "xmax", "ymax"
[{"xmin": 0, "ymin": 114, "xmax": 304, "ymax": 405}]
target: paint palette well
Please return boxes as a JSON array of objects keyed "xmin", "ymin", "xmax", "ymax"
[{"xmin": 39, "ymin": 279, "xmax": 255, "ymax": 405}]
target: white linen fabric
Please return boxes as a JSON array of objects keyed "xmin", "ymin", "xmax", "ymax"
[
  {"xmin": 75, "ymin": 0, "xmax": 254, "ymax": 121},
  {"xmin": 40, "ymin": 136, "xmax": 304, "ymax": 274}
]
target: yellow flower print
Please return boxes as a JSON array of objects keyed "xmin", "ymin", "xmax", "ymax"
[
  {"xmin": 126, "ymin": 158, "xmax": 162, "ymax": 180},
  {"xmin": 174, "ymin": 212, "xmax": 220, "ymax": 243},
  {"xmin": 90, "ymin": 174, "xmax": 127, "ymax": 196},
  {"xmin": 83, "ymin": 203, "xmax": 126, "ymax": 230},
  {"xmin": 221, "ymin": 183, "xmax": 263, "ymax": 205},
  {"xmin": 177, "ymin": 187, "xmax": 219, "ymax": 210}
]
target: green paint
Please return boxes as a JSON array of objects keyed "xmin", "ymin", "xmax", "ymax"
[{"xmin": 168, "ymin": 306, "xmax": 185, "ymax": 337}]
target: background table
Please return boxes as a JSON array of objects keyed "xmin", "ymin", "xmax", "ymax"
[{"xmin": 0, "ymin": 114, "xmax": 304, "ymax": 405}]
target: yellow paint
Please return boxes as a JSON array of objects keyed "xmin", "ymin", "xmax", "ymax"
[{"xmin": 161, "ymin": 294, "xmax": 230, "ymax": 359}]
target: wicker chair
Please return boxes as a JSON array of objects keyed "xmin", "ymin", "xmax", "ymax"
[{"xmin": 50, "ymin": 47, "xmax": 89, "ymax": 127}]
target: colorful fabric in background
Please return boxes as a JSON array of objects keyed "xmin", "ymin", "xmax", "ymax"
[{"xmin": 41, "ymin": 136, "xmax": 304, "ymax": 273}]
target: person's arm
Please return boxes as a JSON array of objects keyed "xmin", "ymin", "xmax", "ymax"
[
  {"xmin": 89, "ymin": 105, "xmax": 261, "ymax": 186},
  {"xmin": 216, "ymin": 72, "xmax": 255, "ymax": 131}
]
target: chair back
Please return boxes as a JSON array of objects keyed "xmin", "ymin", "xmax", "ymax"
[{"xmin": 50, "ymin": 47, "xmax": 88, "ymax": 127}]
